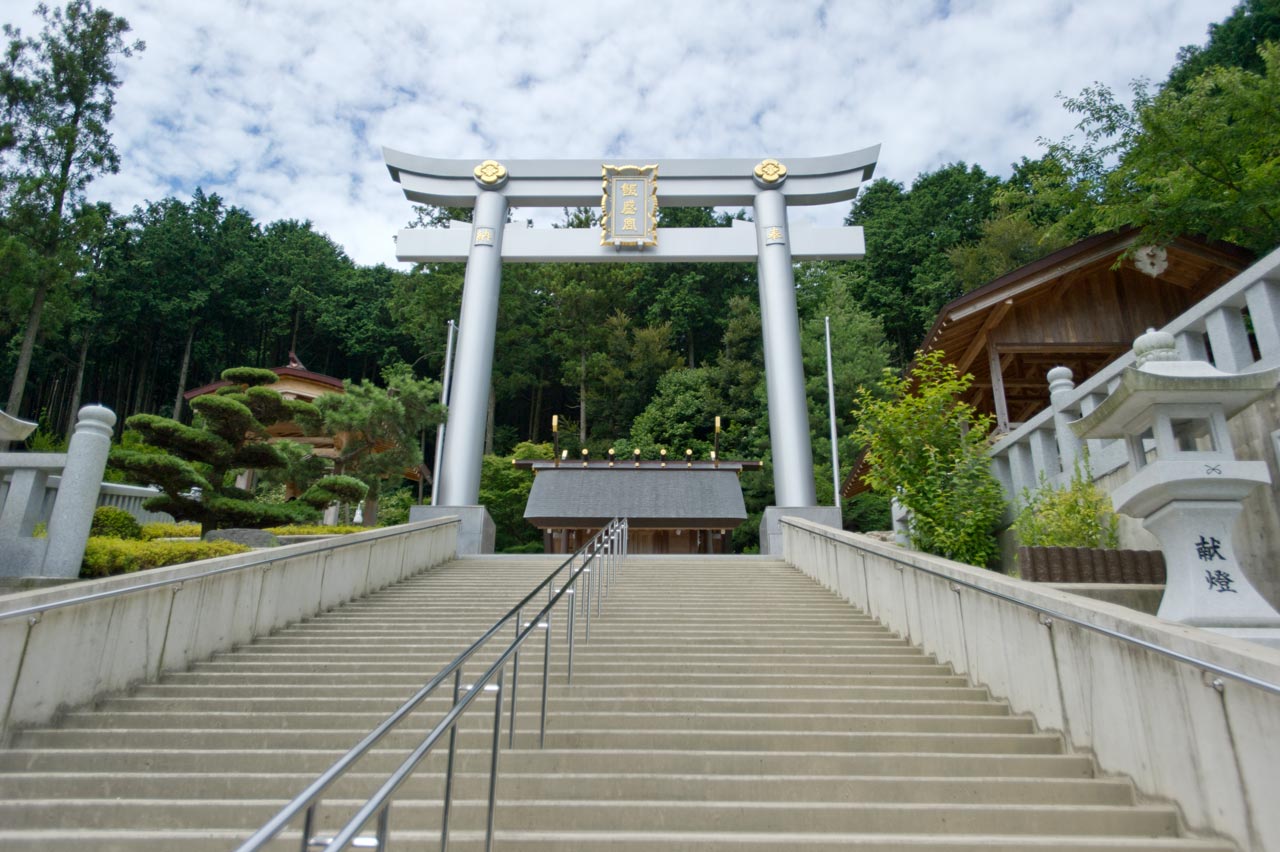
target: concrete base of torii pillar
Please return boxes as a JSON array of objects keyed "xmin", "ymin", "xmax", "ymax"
[
  {"xmin": 409, "ymin": 505, "xmax": 495, "ymax": 555},
  {"xmin": 759, "ymin": 506, "xmax": 843, "ymax": 555}
]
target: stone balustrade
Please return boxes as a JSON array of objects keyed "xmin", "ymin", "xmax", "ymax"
[
  {"xmin": 989, "ymin": 245, "xmax": 1280, "ymax": 503},
  {"xmin": 986, "ymin": 247, "xmax": 1280, "ymax": 605},
  {"xmin": 782, "ymin": 517, "xmax": 1280, "ymax": 852},
  {"xmin": 0, "ymin": 406, "xmax": 117, "ymax": 579},
  {"xmin": 0, "ymin": 516, "xmax": 460, "ymax": 737}
]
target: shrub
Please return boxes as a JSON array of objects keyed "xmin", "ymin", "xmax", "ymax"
[
  {"xmin": 1014, "ymin": 460, "xmax": 1119, "ymax": 549},
  {"xmin": 263, "ymin": 524, "xmax": 365, "ymax": 536},
  {"xmin": 139, "ymin": 521, "xmax": 202, "ymax": 540},
  {"xmin": 81, "ymin": 538, "xmax": 251, "ymax": 578},
  {"xmin": 377, "ymin": 487, "xmax": 417, "ymax": 527},
  {"xmin": 852, "ymin": 350, "xmax": 1006, "ymax": 567},
  {"xmin": 90, "ymin": 506, "xmax": 142, "ymax": 540}
]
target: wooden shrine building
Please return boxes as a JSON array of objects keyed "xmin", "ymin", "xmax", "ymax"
[
  {"xmin": 519, "ymin": 459, "xmax": 759, "ymax": 554},
  {"xmin": 842, "ymin": 229, "xmax": 1252, "ymax": 499}
]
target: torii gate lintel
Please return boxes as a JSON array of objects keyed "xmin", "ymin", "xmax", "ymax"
[{"xmin": 387, "ymin": 148, "xmax": 880, "ymax": 553}]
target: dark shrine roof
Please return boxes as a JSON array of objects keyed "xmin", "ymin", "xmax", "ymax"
[{"xmin": 524, "ymin": 465, "xmax": 749, "ymax": 529}]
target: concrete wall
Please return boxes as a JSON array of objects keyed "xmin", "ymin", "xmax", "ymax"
[
  {"xmin": 0, "ymin": 517, "xmax": 458, "ymax": 739},
  {"xmin": 783, "ymin": 517, "xmax": 1280, "ymax": 852}
]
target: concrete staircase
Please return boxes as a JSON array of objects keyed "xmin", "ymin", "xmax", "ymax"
[{"xmin": 0, "ymin": 554, "xmax": 1234, "ymax": 851}]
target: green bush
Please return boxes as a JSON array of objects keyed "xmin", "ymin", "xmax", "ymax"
[
  {"xmin": 263, "ymin": 524, "xmax": 365, "ymax": 536},
  {"xmin": 81, "ymin": 538, "xmax": 251, "ymax": 577},
  {"xmin": 139, "ymin": 521, "xmax": 202, "ymax": 540},
  {"xmin": 852, "ymin": 350, "xmax": 1006, "ymax": 567},
  {"xmin": 90, "ymin": 506, "xmax": 142, "ymax": 540},
  {"xmin": 1014, "ymin": 460, "xmax": 1119, "ymax": 549},
  {"xmin": 376, "ymin": 487, "xmax": 417, "ymax": 527}
]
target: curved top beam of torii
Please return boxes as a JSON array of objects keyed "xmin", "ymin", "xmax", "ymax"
[
  {"xmin": 385, "ymin": 147, "xmax": 881, "ymax": 264},
  {"xmin": 383, "ymin": 146, "xmax": 880, "ymax": 208}
]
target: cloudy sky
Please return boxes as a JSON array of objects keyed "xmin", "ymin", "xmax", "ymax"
[{"xmin": 12, "ymin": 0, "xmax": 1238, "ymax": 265}]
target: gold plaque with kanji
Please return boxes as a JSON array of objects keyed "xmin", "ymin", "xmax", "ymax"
[{"xmin": 601, "ymin": 164, "xmax": 658, "ymax": 247}]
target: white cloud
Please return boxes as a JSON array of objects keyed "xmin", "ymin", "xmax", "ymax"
[{"xmin": 9, "ymin": 0, "xmax": 1236, "ymax": 264}]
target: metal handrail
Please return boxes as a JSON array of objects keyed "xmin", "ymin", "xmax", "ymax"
[
  {"xmin": 0, "ymin": 517, "xmax": 461, "ymax": 624},
  {"xmin": 787, "ymin": 519, "xmax": 1280, "ymax": 696},
  {"xmin": 236, "ymin": 517, "xmax": 629, "ymax": 852}
]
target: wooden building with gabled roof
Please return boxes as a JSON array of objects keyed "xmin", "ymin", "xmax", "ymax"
[
  {"xmin": 518, "ymin": 459, "xmax": 761, "ymax": 554},
  {"xmin": 842, "ymin": 229, "xmax": 1253, "ymax": 499}
]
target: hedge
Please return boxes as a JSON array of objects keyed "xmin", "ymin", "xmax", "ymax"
[
  {"xmin": 263, "ymin": 524, "xmax": 365, "ymax": 536},
  {"xmin": 82, "ymin": 538, "xmax": 251, "ymax": 578}
]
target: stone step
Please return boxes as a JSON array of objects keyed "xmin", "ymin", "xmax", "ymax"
[
  {"xmin": 0, "ymin": 748, "xmax": 1100, "ymax": 777},
  {"xmin": 0, "ymin": 771, "xmax": 1134, "ymax": 805},
  {"xmin": 0, "ymin": 829, "xmax": 1237, "ymax": 852},
  {"xmin": 101, "ymin": 695, "xmax": 1013, "ymax": 717},
  {"xmin": 0, "ymin": 552, "xmax": 1228, "ymax": 851},
  {"xmin": 0, "ymin": 798, "xmax": 1184, "ymax": 836},
  {"xmin": 54, "ymin": 710, "xmax": 1035, "ymax": 734},
  {"xmin": 153, "ymin": 671, "xmax": 974, "ymax": 687},
  {"xmin": 117, "ymin": 682, "xmax": 995, "ymax": 700},
  {"xmin": 188, "ymin": 659, "xmax": 955, "ymax": 676},
  {"xmin": 12, "ymin": 727, "xmax": 1063, "ymax": 754}
]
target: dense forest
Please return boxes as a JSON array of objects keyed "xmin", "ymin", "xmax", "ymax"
[{"xmin": 2, "ymin": 0, "xmax": 1278, "ymax": 549}]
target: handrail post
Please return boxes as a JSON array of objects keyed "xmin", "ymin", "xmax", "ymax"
[
  {"xmin": 540, "ymin": 605, "xmax": 553, "ymax": 748},
  {"xmin": 605, "ymin": 529, "xmax": 613, "ymax": 599},
  {"xmin": 375, "ymin": 804, "xmax": 391, "ymax": 850},
  {"xmin": 485, "ymin": 666, "xmax": 506, "ymax": 852},
  {"xmin": 508, "ymin": 608, "xmax": 521, "ymax": 749},
  {"xmin": 300, "ymin": 804, "xmax": 316, "ymax": 852},
  {"xmin": 566, "ymin": 584, "xmax": 577, "ymax": 684},
  {"xmin": 440, "ymin": 669, "xmax": 462, "ymax": 852},
  {"xmin": 595, "ymin": 541, "xmax": 603, "ymax": 617},
  {"xmin": 586, "ymin": 562, "xmax": 593, "ymax": 637}
]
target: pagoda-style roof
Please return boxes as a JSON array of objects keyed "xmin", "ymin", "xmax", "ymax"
[
  {"xmin": 182, "ymin": 366, "xmax": 344, "ymax": 402},
  {"xmin": 841, "ymin": 229, "xmax": 1252, "ymax": 499}
]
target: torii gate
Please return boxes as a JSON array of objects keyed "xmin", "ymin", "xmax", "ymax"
[{"xmin": 385, "ymin": 147, "xmax": 879, "ymax": 552}]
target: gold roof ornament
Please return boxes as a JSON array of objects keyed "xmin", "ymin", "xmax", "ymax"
[
  {"xmin": 753, "ymin": 158, "xmax": 788, "ymax": 185},
  {"xmin": 473, "ymin": 159, "xmax": 508, "ymax": 186}
]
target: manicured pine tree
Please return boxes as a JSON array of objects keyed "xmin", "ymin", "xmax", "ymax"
[{"xmin": 110, "ymin": 367, "xmax": 366, "ymax": 535}]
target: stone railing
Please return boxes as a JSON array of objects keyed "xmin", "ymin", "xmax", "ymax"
[
  {"xmin": 783, "ymin": 517, "xmax": 1280, "ymax": 852},
  {"xmin": 0, "ymin": 406, "xmax": 116, "ymax": 579},
  {"xmin": 989, "ymin": 244, "xmax": 1280, "ymax": 503},
  {"xmin": 0, "ymin": 477, "xmax": 176, "ymax": 529},
  {"xmin": 0, "ymin": 516, "xmax": 459, "ymax": 738}
]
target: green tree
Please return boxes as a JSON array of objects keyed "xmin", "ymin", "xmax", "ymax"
[
  {"xmin": 313, "ymin": 363, "xmax": 445, "ymax": 525},
  {"xmin": 479, "ymin": 440, "xmax": 552, "ymax": 552},
  {"xmin": 797, "ymin": 264, "xmax": 891, "ymax": 507},
  {"xmin": 0, "ymin": 0, "xmax": 142, "ymax": 418},
  {"xmin": 109, "ymin": 367, "xmax": 363, "ymax": 534},
  {"xmin": 852, "ymin": 350, "xmax": 1005, "ymax": 566},
  {"xmin": 1108, "ymin": 43, "xmax": 1280, "ymax": 253},
  {"xmin": 843, "ymin": 164, "xmax": 1000, "ymax": 364},
  {"xmin": 1165, "ymin": 0, "xmax": 1280, "ymax": 92},
  {"xmin": 1046, "ymin": 42, "xmax": 1280, "ymax": 254}
]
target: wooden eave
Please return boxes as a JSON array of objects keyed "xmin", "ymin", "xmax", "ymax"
[{"xmin": 841, "ymin": 230, "xmax": 1252, "ymax": 499}]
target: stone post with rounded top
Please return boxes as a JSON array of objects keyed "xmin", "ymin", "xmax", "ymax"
[{"xmin": 42, "ymin": 405, "xmax": 117, "ymax": 578}]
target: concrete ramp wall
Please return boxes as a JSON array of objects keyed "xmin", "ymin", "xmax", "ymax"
[
  {"xmin": 783, "ymin": 517, "xmax": 1280, "ymax": 852},
  {"xmin": 0, "ymin": 518, "xmax": 458, "ymax": 739}
]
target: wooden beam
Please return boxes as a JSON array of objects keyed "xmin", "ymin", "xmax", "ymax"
[
  {"xmin": 988, "ymin": 341, "xmax": 1010, "ymax": 433},
  {"xmin": 955, "ymin": 299, "xmax": 1013, "ymax": 374},
  {"xmin": 991, "ymin": 342, "xmax": 1130, "ymax": 354}
]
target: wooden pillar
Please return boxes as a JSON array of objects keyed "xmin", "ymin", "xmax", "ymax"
[{"xmin": 987, "ymin": 342, "xmax": 1010, "ymax": 433}]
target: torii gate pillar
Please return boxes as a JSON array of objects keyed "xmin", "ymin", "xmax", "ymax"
[{"xmin": 386, "ymin": 148, "xmax": 879, "ymax": 552}]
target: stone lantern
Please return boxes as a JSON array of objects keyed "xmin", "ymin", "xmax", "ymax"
[{"xmin": 1071, "ymin": 329, "xmax": 1280, "ymax": 644}]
